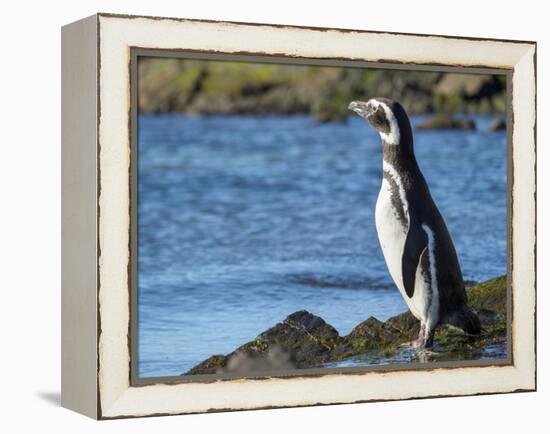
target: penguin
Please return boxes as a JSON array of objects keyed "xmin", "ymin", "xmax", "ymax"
[{"xmin": 348, "ymin": 98, "xmax": 481, "ymax": 348}]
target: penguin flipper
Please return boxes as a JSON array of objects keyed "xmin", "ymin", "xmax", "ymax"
[{"xmin": 402, "ymin": 224, "xmax": 428, "ymax": 298}]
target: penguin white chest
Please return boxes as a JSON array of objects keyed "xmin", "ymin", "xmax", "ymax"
[
  {"xmin": 375, "ymin": 172, "xmax": 434, "ymax": 322},
  {"xmin": 375, "ymin": 177, "xmax": 408, "ymax": 292}
]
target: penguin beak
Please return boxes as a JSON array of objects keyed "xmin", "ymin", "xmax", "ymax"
[{"xmin": 348, "ymin": 101, "xmax": 373, "ymax": 119}]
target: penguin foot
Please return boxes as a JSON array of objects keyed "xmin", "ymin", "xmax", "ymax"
[{"xmin": 399, "ymin": 323, "xmax": 436, "ymax": 349}]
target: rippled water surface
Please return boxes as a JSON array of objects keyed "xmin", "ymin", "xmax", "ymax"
[{"xmin": 137, "ymin": 114, "xmax": 507, "ymax": 377}]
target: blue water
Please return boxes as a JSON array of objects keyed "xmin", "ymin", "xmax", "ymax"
[{"xmin": 137, "ymin": 114, "xmax": 507, "ymax": 377}]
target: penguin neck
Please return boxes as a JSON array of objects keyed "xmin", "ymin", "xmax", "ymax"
[
  {"xmin": 381, "ymin": 137, "xmax": 419, "ymax": 173},
  {"xmin": 379, "ymin": 115, "xmax": 416, "ymax": 168}
]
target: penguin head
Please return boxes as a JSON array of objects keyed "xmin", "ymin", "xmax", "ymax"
[{"xmin": 348, "ymin": 98, "xmax": 411, "ymax": 147}]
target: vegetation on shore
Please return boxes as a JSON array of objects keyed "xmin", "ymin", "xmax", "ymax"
[
  {"xmin": 139, "ymin": 58, "xmax": 507, "ymax": 122},
  {"xmin": 185, "ymin": 276, "xmax": 507, "ymax": 375}
]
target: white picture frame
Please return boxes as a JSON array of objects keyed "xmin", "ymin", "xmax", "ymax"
[{"xmin": 61, "ymin": 13, "xmax": 536, "ymax": 419}]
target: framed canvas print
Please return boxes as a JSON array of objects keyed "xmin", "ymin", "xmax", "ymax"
[{"xmin": 61, "ymin": 13, "xmax": 536, "ymax": 419}]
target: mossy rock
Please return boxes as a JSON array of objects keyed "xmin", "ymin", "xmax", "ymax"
[
  {"xmin": 185, "ymin": 354, "xmax": 227, "ymax": 375},
  {"xmin": 186, "ymin": 276, "xmax": 508, "ymax": 375},
  {"xmin": 429, "ymin": 276, "xmax": 507, "ymax": 355},
  {"xmin": 185, "ymin": 310, "xmax": 343, "ymax": 374},
  {"xmin": 385, "ymin": 311, "xmax": 420, "ymax": 341},
  {"xmin": 467, "ymin": 275, "xmax": 507, "ymax": 315},
  {"xmin": 348, "ymin": 317, "xmax": 400, "ymax": 342},
  {"xmin": 331, "ymin": 317, "xmax": 402, "ymax": 360}
]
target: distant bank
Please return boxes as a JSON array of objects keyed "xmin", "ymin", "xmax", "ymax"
[{"xmin": 138, "ymin": 58, "xmax": 507, "ymax": 122}]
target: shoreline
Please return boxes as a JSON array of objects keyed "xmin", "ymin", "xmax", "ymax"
[{"xmin": 185, "ymin": 275, "xmax": 507, "ymax": 375}]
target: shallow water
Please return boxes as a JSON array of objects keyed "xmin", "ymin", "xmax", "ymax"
[
  {"xmin": 137, "ymin": 114, "xmax": 507, "ymax": 377},
  {"xmin": 321, "ymin": 341, "xmax": 508, "ymax": 369}
]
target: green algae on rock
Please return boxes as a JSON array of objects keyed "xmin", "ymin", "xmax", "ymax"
[
  {"xmin": 467, "ymin": 275, "xmax": 507, "ymax": 314},
  {"xmin": 185, "ymin": 275, "xmax": 507, "ymax": 375}
]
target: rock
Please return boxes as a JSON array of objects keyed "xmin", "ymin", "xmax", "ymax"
[
  {"xmin": 186, "ymin": 354, "xmax": 227, "ymax": 375},
  {"xmin": 185, "ymin": 276, "xmax": 508, "ymax": 375},
  {"xmin": 385, "ymin": 311, "xmax": 421, "ymax": 341},
  {"xmin": 488, "ymin": 118, "xmax": 506, "ymax": 131},
  {"xmin": 248, "ymin": 310, "xmax": 341, "ymax": 365},
  {"xmin": 224, "ymin": 345, "xmax": 297, "ymax": 373},
  {"xmin": 347, "ymin": 317, "xmax": 400, "ymax": 344},
  {"xmin": 185, "ymin": 310, "xmax": 342, "ymax": 375},
  {"xmin": 434, "ymin": 74, "xmax": 490, "ymax": 98},
  {"xmin": 430, "ymin": 277, "xmax": 507, "ymax": 354},
  {"xmin": 416, "ymin": 114, "xmax": 476, "ymax": 131},
  {"xmin": 331, "ymin": 317, "xmax": 402, "ymax": 359},
  {"xmin": 467, "ymin": 275, "xmax": 507, "ymax": 315}
]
